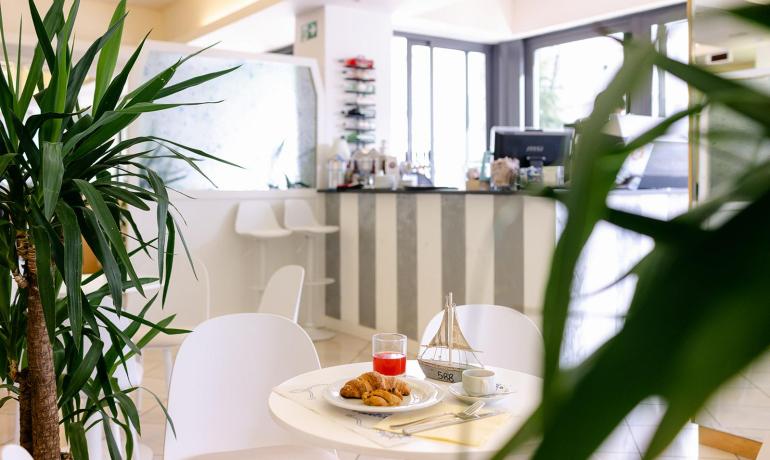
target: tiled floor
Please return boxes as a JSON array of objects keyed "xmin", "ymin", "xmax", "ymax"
[
  {"xmin": 695, "ymin": 351, "xmax": 770, "ymax": 446},
  {"xmin": 0, "ymin": 332, "xmax": 760, "ymax": 459}
]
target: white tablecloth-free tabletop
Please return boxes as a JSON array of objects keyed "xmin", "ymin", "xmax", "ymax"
[{"xmin": 269, "ymin": 360, "xmax": 542, "ymax": 460}]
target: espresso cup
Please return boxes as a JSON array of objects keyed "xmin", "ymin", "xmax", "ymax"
[{"xmin": 462, "ymin": 369, "xmax": 496, "ymax": 396}]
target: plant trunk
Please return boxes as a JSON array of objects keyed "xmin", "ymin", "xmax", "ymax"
[
  {"xmin": 18, "ymin": 235, "xmax": 60, "ymax": 459},
  {"xmin": 16, "ymin": 369, "xmax": 32, "ymax": 453}
]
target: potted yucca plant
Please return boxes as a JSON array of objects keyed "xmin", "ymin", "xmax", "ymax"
[{"xmin": 0, "ymin": 0, "xmax": 237, "ymax": 458}]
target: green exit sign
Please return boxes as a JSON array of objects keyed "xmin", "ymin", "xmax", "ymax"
[{"xmin": 301, "ymin": 21, "xmax": 318, "ymax": 42}]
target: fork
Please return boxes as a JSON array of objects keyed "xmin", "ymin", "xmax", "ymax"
[{"xmin": 389, "ymin": 401, "xmax": 485, "ymax": 429}]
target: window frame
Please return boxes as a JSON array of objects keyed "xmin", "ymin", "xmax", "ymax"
[
  {"xmin": 393, "ymin": 32, "xmax": 493, "ymax": 175},
  {"xmin": 523, "ymin": 4, "xmax": 686, "ymax": 127}
]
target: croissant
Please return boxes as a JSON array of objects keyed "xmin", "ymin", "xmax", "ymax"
[
  {"xmin": 359, "ymin": 372, "xmax": 385, "ymax": 389},
  {"xmin": 339, "ymin": 371, "xmax": 411, "ymax": 401},
  {"xmin": 340, "ymin": 377, "xmax": 374, "ymax": 398},
  {"xmin": 382, "ymin": 376, "xmax": 411, "ymax": 397},
  {"xmin": 363, "ymin": 389, "xmax": 403, "ymax": 406}
]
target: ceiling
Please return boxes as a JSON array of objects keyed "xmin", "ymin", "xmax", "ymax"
[{"xmin": 91, "ymin": 0, "xmax": 177, "ymax": 8}]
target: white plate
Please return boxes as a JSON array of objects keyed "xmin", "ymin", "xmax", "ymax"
[
  {"xmin": 323, "ymin": 377, "xmax": 443, "ymax": 414},
  {"xmin": 448, "ymin": 382, "xmax": 515, "ymax": 404}
]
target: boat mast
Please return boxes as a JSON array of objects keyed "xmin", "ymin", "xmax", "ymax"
[{"xmin": 447, "ymin": 292, "xmax": 454, "ymax": 365}]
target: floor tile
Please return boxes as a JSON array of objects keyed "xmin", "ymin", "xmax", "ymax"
[
  {"xmin": 596, "ymin": 423, "xmax": 639, "ymax": 454},
  {"xmin": 706, "ymin": 405, "xmax": 770, "ymax": 431},
  {"xmin": 591, "ymin": 453, "xmax": 642, "ymax": 460},
  {"xmin": 314, "ymin": 332, "xmax": 368, "ymax": 368},
  {"xmin": 627, "ymin": 403, "xmax": 667, "ymax": 426},
  {"xmin": 630, "ymin": 422, "xmax": 701, "ymax": 458},
  {"xmin": 706, "ymin": 386, "xmax": 770, "ymax": 409}
]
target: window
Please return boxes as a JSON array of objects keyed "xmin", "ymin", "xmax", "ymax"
[
  {"xmin": 524, "ymin": 5, "xmax": 687, "ymax": 127},
  {"xmin": 390, "ymin": 34, "xmax": 490, "ymax": 188},
  {"xmin": 533, "ymin": 35, "xmax": 624, "ymax": 129},
  {"xmin": 652, "ymin": 19, "xmax": 689, "ymax": 118}
]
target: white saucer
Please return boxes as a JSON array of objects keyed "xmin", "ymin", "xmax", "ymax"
[{"xmin": 448, "ymin": 382, "xmax": 515, "ymax": 404}]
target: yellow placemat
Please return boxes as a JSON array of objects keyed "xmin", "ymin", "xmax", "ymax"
[{"xmin": 374, "ymin": 402, "xmax": 511, "ymax": 447}]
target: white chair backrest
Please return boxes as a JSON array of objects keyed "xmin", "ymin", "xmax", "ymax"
[
  {"xmin": 235, "ymin": 201, "xmax": 283, "ymax": 235},
  {"xmin": 259, "ymin": 265, "xmax": 305, "ymax": 322},
  {"xmin": 164, "ymin": 313, "xmax": 321, "ymax": 460},
  {"xmin": 420, "ymin": 304, "xmax": 544, "ymax": 377},
  {"xmin": 0, "ymin": 445, "xmax": 32, "ymax": 460},
  {"xmin": 126, "ymin": 253, "xmax": 211, "ymax": 330},
  {"xmin": 283, "ymin": 199, "xmax": 319, "ymax": 229}
]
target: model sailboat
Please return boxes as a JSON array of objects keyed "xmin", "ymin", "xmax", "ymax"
[{"xmin": 418, "ymin": 293, "xmax": 483, "ymax": 383}]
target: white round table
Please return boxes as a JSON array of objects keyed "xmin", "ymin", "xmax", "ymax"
[{"xmin": 269, "ymin": 360, "xmax": 542, "ymax": 459}]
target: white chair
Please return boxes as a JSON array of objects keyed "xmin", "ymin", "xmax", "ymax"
[
  {"xmin": 235, "ymin": 201, "xmax": 293, "ymax": 294},
  {"xmin": 420, "ymin": 304, "xmax": 544, "ymax": 376},
  {"xmin": 259, "ymin": 265, "xmax": 305, "ymax": 323},
  {"xmin": 163, "ymin": 313, "xmax": 336, "ymax": 460},
  {"xmin": 0, "ymin": 445, "xmax": 32, "ymax": 460},
  {"xmin": 283, "ymin": 199, "xmax": 339, "ymax": 342},
  {"xmin": 126, "ymin": 254, "xmax": 211, "ymax": 386}
]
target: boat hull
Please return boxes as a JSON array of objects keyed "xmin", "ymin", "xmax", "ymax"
[{"xmin": 418, "ymin": 359, "xmax": 482, "ymax": 383}]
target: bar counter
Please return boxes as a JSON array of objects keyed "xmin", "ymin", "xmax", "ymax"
[{"xmin": 321, "ymin": 189, "xmax": 556, "ymax": 340}]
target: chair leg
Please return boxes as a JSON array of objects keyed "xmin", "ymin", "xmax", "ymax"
[{"xmin": 163, "ymin": 347, "xmax": 174, "ymax": 387}]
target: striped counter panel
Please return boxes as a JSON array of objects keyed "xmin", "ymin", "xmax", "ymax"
[{"xmin": 324, "ymin": 193, "xmax": 555, "ymax": 340}]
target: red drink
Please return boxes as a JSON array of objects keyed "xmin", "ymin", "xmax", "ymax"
[{"xmin": 373, "ymin": 352, "xmax": 406, "ymax": 376}]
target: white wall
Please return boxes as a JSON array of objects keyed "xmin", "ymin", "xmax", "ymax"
[
  {"xmin": 127, "ymin": 190, "xmax": 325, "ymax": 320},
  {"xmin": 294, "ymin": 5, "xmax": 393, "ymax": 159}
]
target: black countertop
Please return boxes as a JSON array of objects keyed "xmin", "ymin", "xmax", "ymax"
[
  {"xmin": 317, "ymin": 188, "xmax": 519, "ymax": 195},
  {"xmin": 317, "ymin": 187, "xmax": 687, "ymax": 195}
]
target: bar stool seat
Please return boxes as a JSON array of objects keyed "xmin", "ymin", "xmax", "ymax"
[
  {"xmin": 235, "ymin": 201, "xmax": 293, "ymax": 294},
  {"xmin": 238, "ymin": 228, "xmax": 293, "ymax": 239},
  {"xmin": 284, "ymin": 199, "xmax": 340, "ymax": 235},
  {"xmin": 285, "ymin": 224, "xmax": 339, "ymax": 234}
]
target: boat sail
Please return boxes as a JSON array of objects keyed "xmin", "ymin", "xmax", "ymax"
[{"xmin": 418, "ymin": 293, "xmax": 483, "ymax": 383}]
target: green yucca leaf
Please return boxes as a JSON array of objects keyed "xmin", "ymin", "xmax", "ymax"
[
  {"xmin": 0, "ymin": 4, "xmax": 15, "ymax": 103},
  {"xmin": 41, "ymin": 142, "xmax": 64, "ymax": 219},
  {"xmin": 49, "ymin": 0, "xmax": 79, "ymax": 142},
  {"xmin": 80, "ymin": 207, "xmax": 123, "ymax": 311},
  {"xmin": 93, "ymin": 0, "xmax": 126, "ymax": 114},
  {"xmin": 95, "ymin": 31, "xmax": 149, "ymax": 119},
  {"xmin": 74, "ymin": 179, "xmax": 144, "ymax": 296},
  {"xmin": 59, "ymin": 336, "xmax": 102, "ymax": 405},
  {"xmin": 730, "ymin": 4, "xmax": 770, "ymax": 29},
  {"xmin": 30, "ymin": 226, "xmax": 56, "ymax": 342},
  {"xmin": 55, "ymin": 201, "xmax": 83, "ymax": 348},
  {"xmin": 155, "ymin": 65, "xmax": 241, "ymax": 100},
  {"xmin": 67, "ymin": 423, "xmax": 89, "ymax": 460},
  {"xmin": 95, "ymin": 354, "xmax": 118, "ymax": 417},
  {"xmin": 27, "ymin": 0, "xmax": 57, "ymax": 73},
  {"xmin": 66, "ymin": 12, "xmax": 127, "ymax": 114},
  {"xmin": 145, "ymin": 170, "xmax": 170, "ymax": 302},
  {"xmin": 17, "ymin": 0, "xmax": 64, "ymax": 118},
  {"xmin": 14, "ymin": 18, "xmax": 21, "ymax": 97},
  {"xmin": 120, "ymin": 44, "xmax": 219, "ymax": 109}
]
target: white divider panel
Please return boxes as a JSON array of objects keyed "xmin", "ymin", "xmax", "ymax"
[
  {"xmin": 416, "ymin": 194, "xmax": 443, "ymax": 339},
  {"xmin": 339, "ymin": 194, "xmax": 360, "ymax": 325},
  {"xmin": 465, "ymin": 195, "xmax": 496, "ymax": 305}
]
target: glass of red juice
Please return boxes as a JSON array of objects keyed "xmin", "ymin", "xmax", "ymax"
[{"xmin": 372, "ymin": 333, "xmax": 407, "ymax": 376}]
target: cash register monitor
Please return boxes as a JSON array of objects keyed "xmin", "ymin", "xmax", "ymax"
[{"xmin": 492, "ymin": 127, "xmax": 573, "ymax": 168}]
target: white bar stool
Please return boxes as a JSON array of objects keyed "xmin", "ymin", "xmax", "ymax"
[
  {"xmin": 235, "ymin": 201, "xmax": 293, "ymax": 294},
  {"xmin": 283, "ymin": 199, "xmax": 339, "ymax": 342}
]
